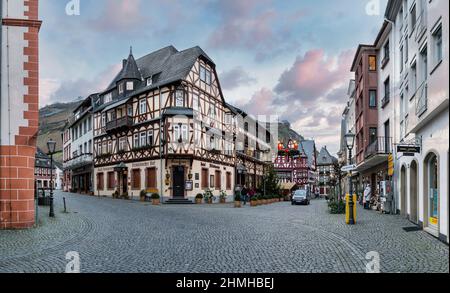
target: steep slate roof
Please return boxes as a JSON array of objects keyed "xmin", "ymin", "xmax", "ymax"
[
  {"xmin": 317, "ymin": 147, "xmax": 338, "ymax": 166},
  {"xmin": 35, "ymin": 148, "xmax": 51, "ymax": 168},
  {"xmin": 300, "ymin": 140, "xmax": 316, "ymax": 167},
  {"xmin": 99, "ymin": 46, "xmax": 216, "ymax": 113},
  {"xmin": 116, "ymin": 48, "xmax": 142, "ymax": 82}
]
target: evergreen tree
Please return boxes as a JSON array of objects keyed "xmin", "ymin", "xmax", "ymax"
[{"xmin": 260, "ymin": 165, "xmax": 280, "ymax": 195}]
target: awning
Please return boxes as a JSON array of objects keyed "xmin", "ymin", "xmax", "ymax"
[{"xmin": 280, "ymin": 182, "xmax": 298, "ymax": 191}]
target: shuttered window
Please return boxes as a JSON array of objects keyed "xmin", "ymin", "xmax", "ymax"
[
  {"xmin": 226, "ymin": 172, "xmax": 232, "ymax": 190},
  {"xmin": 201, "ymin": 169, "xmax": 209, "ymax": 189},
  {"xmin": 132, "ymin": 169, "xmax": 141, "ymax": 190},
  {"xmin": 146, "ymin": 168, "xmax": 157, "ymax": 189},
  {"xmin": 107, "ymin": 172, "xmax": 115, "ymax": 190},
  {"xmin": 97, "ymin": 173, "xmax": 104, "ymax": 190},
  {"xmin": 215, "ymin": 171, "xmax": 221, "ymax": 190}
]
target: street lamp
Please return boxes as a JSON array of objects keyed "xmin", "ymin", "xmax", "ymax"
[
  {"xmin": 47, "ymin": 139, "xmax": 57, "ymax": 218},
  {"xmin": 344, "ymin": 131, "xmax": 356, "ymax": 225}
]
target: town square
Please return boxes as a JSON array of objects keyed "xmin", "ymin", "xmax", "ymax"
[{"xmin": 0, "ymin": 0, "xmax": 449, "ymax": 277}]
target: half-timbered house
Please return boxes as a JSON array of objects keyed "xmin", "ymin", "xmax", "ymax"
[
  {"xmin": 93, "ymin": 46, "xmax": 242, "ymax": 202},
  {"xmin": 274, "ymin": 140, "xmax": 309, "ymax": 187}
]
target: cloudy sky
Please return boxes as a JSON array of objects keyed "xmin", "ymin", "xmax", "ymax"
[{"xmin": 40, "ymin": 0, "xmax": 388, "ymax": 155}]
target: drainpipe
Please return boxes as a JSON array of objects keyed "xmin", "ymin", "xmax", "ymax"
[{"xmin": 385, "ymin": 17, "xmax": 397, "ymax": 214}]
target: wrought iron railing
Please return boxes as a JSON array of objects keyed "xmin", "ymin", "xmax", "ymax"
[
  {"xmin": 415, "ymin": 11, "xmax": 427, "ymax": 42},
  {"xmin": 64, "ymin": 153, "xmax": 93, "ymax": 170},
  {"xmin": 366, "ymin": 137, "xmax": 393, "ymax": 158},
  {"xmin": 381, "ymin": 94, "xmax": 390, "ymax": 108},
  {"xmin": 415, "ymin": 81, "xmax": 428, "ymax": 117}
]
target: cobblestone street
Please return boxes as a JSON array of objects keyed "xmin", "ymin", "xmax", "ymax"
[{"xmin": 0, "ymin": 191, "xmax": 448, "ymax": 273}]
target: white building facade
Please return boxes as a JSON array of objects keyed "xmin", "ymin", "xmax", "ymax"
[
  {"xmin": 62, "ymin": 96, "xmax": 95, "ymax": 194},
  {"xmin": 385, "ymin": 0, "xmax": 449, "ymax": 243}
]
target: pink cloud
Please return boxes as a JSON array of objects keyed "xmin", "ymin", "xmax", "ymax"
[
  {"xmin": 90, "ymin": 0, "xmax": 149, "ymax": 33},
  {"xmin": 275, "ymin": 49, "xmax": 354, "ymax": 99},
  {"xmin": 239, "ymin": 88, "xmax": 275, "ymax": 116}
]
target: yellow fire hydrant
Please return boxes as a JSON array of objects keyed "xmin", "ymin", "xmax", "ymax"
[{"xmin": 345, "ymin": 194, "xmax": 357, "ymax": 224}]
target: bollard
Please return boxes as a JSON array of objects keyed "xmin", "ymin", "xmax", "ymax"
[
  {"xmin": 345, "ymin": 194, "xmax": 357, "ymax": 224},
  {"xmin": 63, "ymin": 197, "xmax": 67, "ymax": 213}
]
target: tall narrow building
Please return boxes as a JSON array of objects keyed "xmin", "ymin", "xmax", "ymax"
[{"xmin": 0, "ymin": 0, "xmax": 42, "ymax": 229}]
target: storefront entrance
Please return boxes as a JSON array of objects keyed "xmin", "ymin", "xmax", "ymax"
[
  {"xmin": 173, "ymin": 166, "xmax": 185, "ymax": 198},
  {"xmin": 426, "ymin": 154, "xmax": 439, "ymax": 232},
  {"xmin": 409, "ymin": 161, "xmax": 418, "ymax": 223},
  {"xmin": 400, "ymin": 166, "xmax": 407, "ymax": 216}
]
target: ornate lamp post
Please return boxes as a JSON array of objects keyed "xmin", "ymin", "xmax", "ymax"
[
  {"xmin": 344, "ymin": 131, "xmax": 356, "ymax": 225},
  {"xmin": 47, "ymin": 139, "xmax": 57, "ymax": 218}
]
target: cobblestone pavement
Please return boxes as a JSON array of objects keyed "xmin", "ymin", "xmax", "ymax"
[{"xmin": 0, "ymin": 191, "xmax": 448, "ymax": 273}]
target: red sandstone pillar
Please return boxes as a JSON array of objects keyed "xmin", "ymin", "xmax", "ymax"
[{"xmin": 0, "ymin": 0, "xmax": 42, "ymax": 229}]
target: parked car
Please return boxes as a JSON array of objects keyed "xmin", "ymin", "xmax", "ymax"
[{"xmin": 291, "ymin": 189, "xmax": 311, "ymax": 205}]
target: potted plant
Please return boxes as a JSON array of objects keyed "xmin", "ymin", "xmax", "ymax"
[
  {"xmin": 234, "ymin": 192, "xmax": 241, "ymax": 208},
  {"xmin": 219, "ymin": 190, "xmax": 227, "ymax": 204},
  {"xmin": 112, "ymin": 190, "xmax": 119, "ymax": 199},
  {"xmin": 195, "ymin": 193, "xmax": 203, "ymax": 204},
  {"xmin": 140, "ymin": 190, "xmax": 147, "ymax": 202},
  {"xmin": 257, "ymin": 194, "xmax": 263, "ymax": 206},
  {"xmin": 250, "ymin": 196, "xmax": 258, "ymax": 207},
  {"xmin": 263, "ymin": 195, "xmax": 269, "ymax": 205},
  {"xmin": 204, "ymin": 189, "xmax": 215, "ymax": 204},
  {"xmin": 151, "ymin": 193, "xmax": 160, "ymax": 205}
]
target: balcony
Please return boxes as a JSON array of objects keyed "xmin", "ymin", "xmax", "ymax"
[
  {"xmin": 366, "ymin": 137, "xmax": 392, "ymax": 158},
  {"xmin": 106, "ymin": 116, "xmax": 133, "ymax": 133},
  {"xmin": 381, "ymin": 55, "xmax": 390, "ymax": 69},
  {"xmin": 356, "ymin": 137, "xmax": 392, "ymax": 173},
  {"xmin": 415, "ymin": 11, "xmax": 427, "ymax": 42},
  {"xmin": 415, "ymin": 82, "xmax": 428, "ymax": 117},
  {"xmin": 381, "ymin": 95, "xmax": 390, "ymax": 108},
  {"xmin": 63, "ymin": 153, "xmax": 93, "ymax": 170}
]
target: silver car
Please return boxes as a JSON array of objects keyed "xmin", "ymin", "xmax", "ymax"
[{"xmin": 291, "ymin": 189, "xmax": 311, "ymax": 205}]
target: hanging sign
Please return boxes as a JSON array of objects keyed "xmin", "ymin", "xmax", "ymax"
[{"xmin": 397, "ymin": 145, "xmax": 421, "ymax": 153}]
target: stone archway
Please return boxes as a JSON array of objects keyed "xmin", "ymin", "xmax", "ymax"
[
  {"xmin": 409, "ymin": 161, "xmax": 418, "ymax": 223},
  {"xmin": 400, "ymin": 165, "xmax": 407, "ymax": 217}
]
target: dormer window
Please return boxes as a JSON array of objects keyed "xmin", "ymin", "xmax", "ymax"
[
  {"xmin": 175, "ymin": 90, "xmax": 184, "ymax": 107},
  {"xmin": 126, "ymin": 81, "xmax": 134, "ymax": 91},
  {"xmin": 118, "ymin": 83, "xmax": 124, "ymax": 94},
  {"xmin": 104, "ymin": 92, "xmax": 112, "ymax": 103},
  {"xmin": 146, "ymin": 76, "xmax": 153, "ymax": 86}
]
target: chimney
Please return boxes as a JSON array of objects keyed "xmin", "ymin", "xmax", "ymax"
[{"xmin": 122, "ymin": 59, "xmax": 127, "ymax": 68}]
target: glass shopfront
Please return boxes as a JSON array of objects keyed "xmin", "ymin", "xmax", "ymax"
[{"xmin": 428, "ymin": 155, "xmax": 439, "ymax": 230}]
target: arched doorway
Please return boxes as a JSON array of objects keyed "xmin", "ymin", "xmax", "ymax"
[
  {"xmin": 423, "ymin": 152, "xmax": 439, "ymax": 233},
  {"xmin": 400, "ymin": 165, "xmax": 407, "ymax": 216},
  {"xmin": 409, "ymin": 161, "xmax": 418, "ymax": 223}
]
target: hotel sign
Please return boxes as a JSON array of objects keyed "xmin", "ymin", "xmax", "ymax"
[{"xmin": 397, "ymin": 145, "xmax": 421, "ymax": 154}]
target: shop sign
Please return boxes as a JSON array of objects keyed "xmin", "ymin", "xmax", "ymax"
[
  {"xmin": 132, "ymin": 161, "xmax": 155, "ymax": 168},
  {"xmin": 397, "ymin": 145, "xmax": 421, "ymax": 153},
  {"xmin": 341, "ymin": 165, "xmax": 356, "ymax": 172},
  {"xmin": 388, "ymin": 154, "xmax": 394, "ymax": 176},
  {"xmin": 429, "ymin": 217, "xmax": 438, "ymax": 225},
  {"xmin": 185, "ymin": 180, "xmax": 193, "ymax": 191}
]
